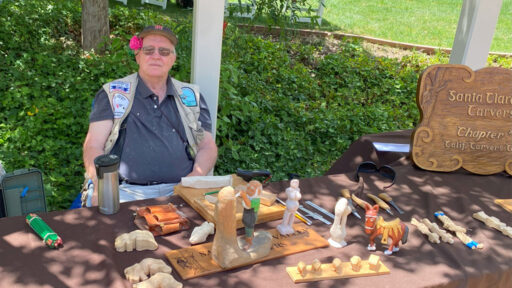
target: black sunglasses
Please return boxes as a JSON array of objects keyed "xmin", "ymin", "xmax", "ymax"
[{"xmin": 354, "ymin": 161, "xmax": 396, "ymax": 189}]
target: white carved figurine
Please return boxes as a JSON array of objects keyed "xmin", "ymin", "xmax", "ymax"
[
  {"xmin": 277, "ymin": 179, "xmax": 302, "ymax": 235},
  {"xmin": 328, "ymin": 197, "xmax": 351, "ymax": 248}
]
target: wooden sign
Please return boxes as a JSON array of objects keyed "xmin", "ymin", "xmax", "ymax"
[
  {"xmin": 412, "ymin": 64, "xmax": 512, "ymax": 175},
  {"xmin": 175, "ymin": 175, "xmax": 285, "ymax": 228},
  {"xmin": 166, "ymin": 223, "xmax": 329, "ymax": 280}
]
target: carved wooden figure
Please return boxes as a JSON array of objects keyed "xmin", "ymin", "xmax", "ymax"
[
  {"xmin": 211, "ymin": 186, "xmax": 272, "ymax": 269},
  {"xmin": 328, "ymin": 198, "xmax": 351, "ymax": 248},
  {"xmin": 115, "ymin": 230, "xmax": 158, "ymax": 252},
  {"xmin": 364, "ymin": 203, "xmax": 408, "ymax": 255},
  {"xmin": 124, "ymin": 258, "xmax": 173, "ymax": 284},
  {"xmin": 189, "ymin": 221, "xmax": 215, "ymax": 244},
  {"xmin": 277, "ymin": 179, "xmax": 302, "ymax": 235},
  {"xmin": 133, "ymin": 272, "xmax": 182, "ymax": 288},
  {"xmin": 411, "ymin": 217, "xmax": 440, "ymax": 244},
  {"xmin": 239, "ymin": 180, "xmax": 263, "ymax": 249}
]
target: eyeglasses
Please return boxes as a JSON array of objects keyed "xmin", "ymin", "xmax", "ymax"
[
  {"xmin": 140, "ymin": 46, "xmax": 174, "ymax": 57},
  {"xmin": 354, "ymin": 161, "xmax": 396, "ymax": 189}
]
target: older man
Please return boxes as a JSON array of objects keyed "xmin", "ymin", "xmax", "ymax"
[{"xmin": 83, "ymin": 25, "xmax": 218, "ymax": 205}]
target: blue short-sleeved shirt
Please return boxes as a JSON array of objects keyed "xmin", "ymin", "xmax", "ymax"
[{"xmin": 89, "ymin": 75, "xmax": 212, "ymax": 184}]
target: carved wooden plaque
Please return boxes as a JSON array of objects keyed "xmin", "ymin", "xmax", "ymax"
[
  {"xmin": 412, "ymin": 64, "xmax": 512, "ymax": 175},
  {"xmin": 166, "ymin": 224, "xmax": 329, "ymax": 279}
]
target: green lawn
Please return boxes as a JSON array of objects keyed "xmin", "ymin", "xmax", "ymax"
[
  {"xmin": 321, "ymin": 0, "xmax": 511, "ymax": 53},
  {"xmin": 110, "ymin": 0, "xmax": 511, "ymax": 53}
]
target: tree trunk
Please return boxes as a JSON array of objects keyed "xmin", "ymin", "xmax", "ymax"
[{"xmin": 81, "ymin": 0, "xmax": 109, "ymax": 53}]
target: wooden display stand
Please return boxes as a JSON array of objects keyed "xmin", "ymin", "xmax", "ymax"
[
  {"xmin": 166, "ymin": 223, "xmax": 329, "ymax": 280},
  {"xmin": 412, "ymin": 64, "xmax": 512, "ymax": 175},
  {"xmin": 175, "ymin": 175, "xmax": 284, "ymax": 228},
  {"xmin": 286, "ymin": 256, "xmax": 390, "ymax": 283}
]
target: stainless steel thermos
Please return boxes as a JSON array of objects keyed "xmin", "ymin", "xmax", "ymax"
[{"xmin": 94, "ymin": 154, "xmax": 120, "ymax": 215}]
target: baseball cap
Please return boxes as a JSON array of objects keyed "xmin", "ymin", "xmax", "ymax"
[{"xmin": 139, "ymin": 25, "xmax": 178, "ymax": 47}]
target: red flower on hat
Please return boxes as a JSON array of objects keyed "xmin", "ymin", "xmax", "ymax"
[
  {"xmin": 129, "ymin": 36, "xmax": 143, "ymax": 50},
  {"xmin": 155, "ymin": 25, "xmax": 163, "ymax": 30}
]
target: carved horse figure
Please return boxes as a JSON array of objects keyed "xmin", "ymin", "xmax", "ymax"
[{"xmin": 364, "ymin": 203, "xmax": 408, "ymax": 255}]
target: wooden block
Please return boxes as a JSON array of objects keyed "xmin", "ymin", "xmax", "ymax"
[
  {"xmin": 175, "ymin": 175, "xmax": 284, "ymax": 228},
  {"xmin": 331, "ymin": 258, "xmax": 342, "ymax": 274},
  {"xmin": 166, "ymin": 223, "xmax": 328, "ymax": 280},
  {"xmin": 368, "ymin": 254, "xmax": 381, "ymax": 271},
  {"xmin": 350, "ymin": 256, "xmax": 361, "ymax": 272},
  {"xmin": 311, "ymin": 259, "xmax": 322, "ymax": 273},
  {"xmin": 286, "ymin": 257, "xmax": 390, "ymax": 283},
  {"xmin": 297, "ymin": 261, "xmax": 307, "ymax": 277}
]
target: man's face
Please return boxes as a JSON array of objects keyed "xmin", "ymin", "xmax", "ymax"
[{"xmin": 135, "ymin": 34, "xmax": 176, "ymax": 79}]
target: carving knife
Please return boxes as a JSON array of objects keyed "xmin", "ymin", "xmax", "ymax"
[
  {"xmin": 305, "ymin": 201, "xmax": 335, "ymax": 221},
  {"xmin": 340, "ymin": 189, "xmax": 362, "ymax": 219},
  {"xmin": 351, "ymin": 193, "xmax": 371, "ymax": 210},
  {"xmin": 366, "ymin": 194, "xmax": 394, "ymax": 216},
  {"xmin": 299, "ymin": 205, "xmax": 332, "ymax": 225},
  {"xmin": 378, "ymin": 193, "xmax": 404, "ymax": 214},
  {"xmin": 276, "ymin": 198, "xmax": 312, "ymax": 225}
]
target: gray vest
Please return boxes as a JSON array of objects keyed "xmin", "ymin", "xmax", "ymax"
[{"xmin": 102, "ymin": 73, "xmax": 205, "ymax": 155}]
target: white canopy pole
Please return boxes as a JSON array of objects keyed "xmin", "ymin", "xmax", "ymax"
[
  {"xmin": 191, "ymin": 0, "xmax": 225, "ymax": 140},
  {"xmin": 449, "ymin": 0, "xmax": 503, "ymax": 70}
]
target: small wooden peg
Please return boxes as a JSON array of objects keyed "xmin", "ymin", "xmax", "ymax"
[
  {"xmin": 332, "ymin": 258, "xmax": 343, "ymax": 274},
  {"xmin": 297, "ymin": 261, "xmax": 307, "ymax": 277},
  {"xmin": 311, "ymin": 259, "xmax": 322, "ymax": 273},
  {"xmin": 350, "ymin": 256, "xmax": 361, "ymax": 272}
]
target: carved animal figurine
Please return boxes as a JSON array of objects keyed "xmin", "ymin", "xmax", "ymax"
[
  {"xmin": 328, "ymin": 198, "xmax": 352, "ymax": 248},
  {"xmin": 124, "ymin": 258, "xmax": 173, "ymax": 284},
  {"xmin": 115, "ymin": 230, "xmax": 158, "ymax": 252},
  {"xmin": 189, "ymin": 221, "xmax": 215, "ymax": 244},
  {"xmin": 364, "ymin": 203, "xmax": 408, "ymax": 255},
  {"xmin": 277, "ymin": 179, "xmax": 302, "ymax": 235},
  {"xmin": 133, "ymin": 272, "xmax": 183, "ymax": 288}
]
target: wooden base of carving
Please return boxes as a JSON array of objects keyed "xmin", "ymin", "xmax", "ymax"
[
  {"xmin": 166, "ymin": 223, "xmax": 328, "ymax": 280},
  {"xmin": 286, "ymin": 257, "xmax": 390, "ymax": 283}
]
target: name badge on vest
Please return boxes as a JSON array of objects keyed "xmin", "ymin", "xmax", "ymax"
[
  {"xmin": 113, "ymin": 93, "xmax": 129, "ymax": 119},
  {"xmin": 179, "ymin": 87, "xmax": 198, "ymax": 107},
  {"xmin": 109, "ymin": 81, "xmax": 131, "ymax": 93}
]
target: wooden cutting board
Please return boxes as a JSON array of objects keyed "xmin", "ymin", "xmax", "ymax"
[
  {"xmin": 175, "ymin": 175, "xmax": 284, "ymax": 228},
  {"xmin": 166, "ymin": 223, "xmax": 329, "ymax": 280}
]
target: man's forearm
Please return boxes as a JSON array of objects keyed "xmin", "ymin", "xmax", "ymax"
[
  {"xmin": 83, "ymin": 145, "xmax": 104, "ymax": 206},
  {"xmin": 189, "ymin": 145, "xmax": 218, "ymax": 176},
  {"xmin": 83, "ymin": 146, "xmax": 104, "ymax": 181}
]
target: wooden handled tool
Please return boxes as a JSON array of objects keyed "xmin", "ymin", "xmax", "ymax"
[
  {"xmin": 366, "ymin": 194, "xmax": 394, "ymax": 216},
  {"xmin": 340, "ymin": 189, "xmax": 361, "ymax": 219},
  {"xmin": 351, "ymin": 194, "xmax": 370, "ymax": 209},
  {"xmin": 378, "ymin": 193, "xmax": 404, "ymax": 214}
]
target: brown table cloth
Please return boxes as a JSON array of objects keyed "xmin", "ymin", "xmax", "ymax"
[{"xmin": 1, "ymin": 130, "xmax": 511, "ymax": 287}]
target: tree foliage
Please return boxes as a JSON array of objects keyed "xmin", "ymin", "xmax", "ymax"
[{"xmin": 0, "ymin": 0, "xmax": 477, "ymax": 210}]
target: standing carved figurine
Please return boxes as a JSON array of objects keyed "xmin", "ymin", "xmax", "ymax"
[
  {"xmin": 240, "ymin": 180, "xmax": 263, "ymax": 250},
  {"xmin": 328, "ymin": 197, "xmax": 351, "ymax": 248},
  {"xmin": 364, "ymin": 203, "xmax": 408, "ymax": 255},
  {"xmin": 277, "ymin": 179, "xmax": 302, "ymax": 235}
]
